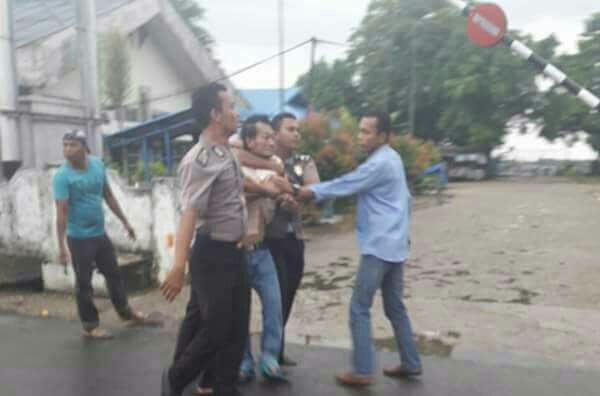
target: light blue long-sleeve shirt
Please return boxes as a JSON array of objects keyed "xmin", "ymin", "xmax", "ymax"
[{"xmin": 309, "ymin": 144, "xmax": 411, "ymax": 263}]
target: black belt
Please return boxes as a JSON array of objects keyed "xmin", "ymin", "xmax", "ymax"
[{"xmin": 195, "ymin": 233, "xmax": 242, "ymax": 248}]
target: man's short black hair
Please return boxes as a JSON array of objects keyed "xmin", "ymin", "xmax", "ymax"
[
  {"xmin": 63, "ymin": 129, "xmax": 90, "ymax": 153},
  {"xmin": 271, "ymin": 112, "xmax": 297, "ymax": 133},
  {"xmin": 362, "ymin": 111, "xmax": 392, "ymax": 136},
  {"xmin": 191, "ymin": 83, "xmax": 227, "ymax": 130},
  {"xmin": 241, "ymin": 114, "xmax": 271, "ymax": 149}
]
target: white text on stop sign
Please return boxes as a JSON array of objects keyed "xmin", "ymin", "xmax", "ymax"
[{"xmin": 472, "ymin": 13, "xmax": 501, "ymax": 37}]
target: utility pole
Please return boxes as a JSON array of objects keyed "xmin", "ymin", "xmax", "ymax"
[
  {"xmin": 307, "ymin": 37, "xmax": 317, "ymax": 112},
  {"xmin": 278, "ymin": 0, "xmax": 285, "ymax": 112},
  {"xmin": 408, "ymin": 37, "xmax": 417, "ymax": 134},
  {"xmin": 76, "ymin": 0, "xmax": 100, "ymax": 154},
  {"xmin": 0, "ymin": 0, "xmax": 20, "ymax": 178},
  {"xmin": 408, "ymin": 12, "xmax": 437, "ymax": 135}
]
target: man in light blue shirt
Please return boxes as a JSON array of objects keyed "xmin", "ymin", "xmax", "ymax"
[{"xmin": 297, "ymin": 112, "xmax": 422, "ymax": 386}]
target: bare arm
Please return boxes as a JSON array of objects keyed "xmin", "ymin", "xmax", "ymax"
[
  {"xmin": 235, "ymin": 148, "xmax": 284, "ymax": 175},
  {"xmin": 55, "ymin": 200, "xmax": 69, "ymax": 265},
  {"xmin": 103, "ymin": 183, "xmax": 135, "ymax": 239},
  {"xmin": 160, "ymin": 207, "xmax": 197, "ymax": 302}
]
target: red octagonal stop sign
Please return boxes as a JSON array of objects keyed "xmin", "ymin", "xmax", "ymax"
[{"xmin": 467, "ymin": 3, "xmax": 508, "ymax": 48}]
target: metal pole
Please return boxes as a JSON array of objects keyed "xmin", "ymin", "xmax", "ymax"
[
  {"xmin": 76, "ymin": 0, "xmax": 100, "ymax": 154},
  {"xmin": 278, "ymin": 0, "xmax": 285, "ymax": 112},
  {"xmin": 409, "ymin": 36, "xmax": 417, "ymax": 134},
  {"xmin": 163, "ymin": 131, "xmax": 172, "ymax": 176},
  {"xmin": 0, "ymin": 0, "xmax": 20, "ymax": 163},
  {"xmin": 443, "ymin": 0, "xmax": 600, "ymax": 111},
  {"xmin": 307, "ymin": 37, "xmax": 317, "ymax": 112}
]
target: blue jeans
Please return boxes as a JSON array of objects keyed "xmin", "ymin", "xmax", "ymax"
[
  {"xmin": 350, "ymin": 255, "xmax": 421, "ymax": 375},
  {"xmin": 241, "ymin": 247, "xmax": 283, "ymax": 371}
]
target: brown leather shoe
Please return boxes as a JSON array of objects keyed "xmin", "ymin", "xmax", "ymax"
[
  {"xmin": 383, "ymin": 365, "xmax": 423, "ymax": 378},
  {"xmin": 335, "ymin": 372, "xmax": 373, "ymax": 387}
]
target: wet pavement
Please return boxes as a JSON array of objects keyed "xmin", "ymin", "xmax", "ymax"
[{"xmin": 1, "ymin": 314, "xmax": 597, "ymax": 396}]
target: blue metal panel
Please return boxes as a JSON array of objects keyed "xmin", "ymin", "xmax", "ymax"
[
  {"xmin": 141, "ymin": 138, "xmax": 149, "ymax": 182},
  {"xmin": 107, "ymin": 120, "xmax": 195, "ymax": 148},
  {"xmin": 163, "ymin": 132, "xmax": 172, "ymax": 176}
]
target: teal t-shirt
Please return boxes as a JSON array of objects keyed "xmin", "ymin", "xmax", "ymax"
[{"xmin": 52, "ymin": 156, "xmax": 107, "ymax": 239}]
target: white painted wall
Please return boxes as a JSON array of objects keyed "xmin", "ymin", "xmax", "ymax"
[
  {"xmin": 38, "ymin": 70, "xmax": 82, "ymax": 101},
  {"xmin": 127, "ymin": 32, "xmax": 190, "ymax": 116},
  {"xmin": 103, "ymin": 170, "xmax": 154, "ymax": 252},
  {"xmin": 0, "ymin": 181, "xmax": 12, "ymax": 247},
  {"xmin": 8, "ymin": 170, "xmax": 53, "ymax": 258},
  {"xmin": 151, "ymin": 178, "xmax": 179, "ymax": 282},
  {"xmin": 0, "ymin": 168, "xmax": 182, "ymax": 292}
]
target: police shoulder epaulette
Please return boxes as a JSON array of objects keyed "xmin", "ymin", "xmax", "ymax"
[
  {"xmin": 297, "ymin": 154, "xmax": 312, "ymax": 163},
  {"xmin": 195, "ymin": 145, "xmax": 208, "ymax": 166},
  {"xmin": 212, "ymin": 146, "xmax": 226, "ymax": 158}
]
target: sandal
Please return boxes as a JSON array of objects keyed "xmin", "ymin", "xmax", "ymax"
[
  {"xmin": 122, "ymin": 311, "xmax": 163, "ymax": 328},
  {"xmin": 82, "ymin": 328, "xmax": 113, "ymax": 340},
  {"xmin": 194, "ymin": 386, "xmax": 214, "ymax": 395},
  {"xmin": 258, "ymin": 359, "xmax": 288, "ymax": 383}
]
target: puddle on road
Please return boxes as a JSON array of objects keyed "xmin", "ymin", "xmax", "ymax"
[
  {"xmin": 500, "ymin": 278, "xmax": 517, "ymax": 285},
  {"xmin": 471, "ymin": 298, "xmax": 498, "ymax": 303},
  {"xmin": 459, "ymin": 295, "xmax": 498, "ymax": 304},
  {"xmin": 376, "ymin": 335, "xmax": 456, "ymax": 358},
  {"xmin": 320, "ymin": 301, "xmax": 342, "ymax": 310},
  {"xmin": 506, "ymin": 288, "xmax": 540, "ymax": 305},
  {"xmin": 452, "ymin": 270, "xmax": 471, "ymax": 277},
  {"xmin": 330, "ymin": 261, "xmax": 350, "ymax": 269},
  {"xmin": 300, "ymin": 272, "xmax": 354, "ymax": 291}
]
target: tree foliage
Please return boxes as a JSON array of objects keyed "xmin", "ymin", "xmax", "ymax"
[
  {"xmin": 297, "ymin": 0, "xmax": 599, "ymax": 155},
  {"xmin": 535, "ymin": 12, "xmax": 600, "ymax": 150},
  {"xmin": 170, "ymin": 0, "xmax": 214, "ymax": 50},
  {"xmin": 100, "ymin": 30, "xmax": 131, "ymax": 110}
]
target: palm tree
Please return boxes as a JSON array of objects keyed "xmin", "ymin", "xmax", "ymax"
[{"xmin": 170, "ymin": 0, "xmax": 214, "ymax": 49}]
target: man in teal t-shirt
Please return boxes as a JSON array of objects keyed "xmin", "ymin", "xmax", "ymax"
[{"xmin": 53, "ymin": 130, "xmax": 152, "ymax": 338}]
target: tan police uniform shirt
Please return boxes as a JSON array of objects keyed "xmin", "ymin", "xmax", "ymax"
[
  {"xmin": 178, "ymin": 136, "xmax": 247, "ymax": 242},
  {"xmin": 266, "ymin": 154, "xmax": 320, "ymax": 240}
]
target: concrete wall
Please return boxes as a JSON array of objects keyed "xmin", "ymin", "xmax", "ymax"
[
  {"xmin": 497, "ymin": 160, "xmax": 593, "ymax": 177},
  {"xmin": 0, "ymin": 168, "xmax": 181, "ymax": 291},
  {"xmin": 17, "ymin": 96, "xmax": 89, "ymax": 169},
  {"xmin": 0, "ymin": 180, "xmax": 12, "ymax": 248}
]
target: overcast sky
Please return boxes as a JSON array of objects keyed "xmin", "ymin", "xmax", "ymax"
[{"xmin": 201, "ymin": 0, "xmax": 599, "ymax": 89}]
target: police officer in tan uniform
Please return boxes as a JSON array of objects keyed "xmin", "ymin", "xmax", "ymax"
[
  {"xmin": 267, "ymin": 113, "xmax": 319, "ymax": 366},
  {"xmin": 160, "ymin": 83, "xmax": 260, "ymax": 396}
]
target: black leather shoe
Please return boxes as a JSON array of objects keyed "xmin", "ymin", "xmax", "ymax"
[{"xmin": 383, "ymin": 366, "xmax": 423, "ymax": 378}]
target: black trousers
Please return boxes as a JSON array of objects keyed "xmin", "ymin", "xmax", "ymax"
[
  {"xmin": 67, "ymin": 234, "xmax": 133, "ymax": 331},
  {"xmin": 169, "ymin": 236, "xmax": 250, "ymax": 396},
  {"xmin": 266, "ymin": 234, "xmax": 305, "ymax": 361}
]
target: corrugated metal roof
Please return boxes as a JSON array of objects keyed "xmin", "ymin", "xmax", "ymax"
[{"xmin": 14, "ymin": 0, "xmax": 134, "ymax": 47}]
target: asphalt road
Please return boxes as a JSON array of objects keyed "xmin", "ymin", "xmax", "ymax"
[{"xmin": 0, "ymin": 314, "xmax": 596, "ymax": 396}]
